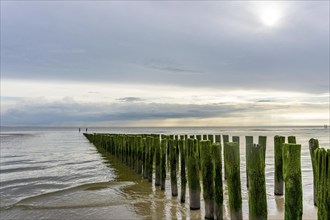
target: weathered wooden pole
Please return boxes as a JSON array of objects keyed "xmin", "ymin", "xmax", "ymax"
[
  {"xmin": 213, "ymin": 143, "xmax": 223, "ymax": 220},
  {"xmin": 245, "ymin": 136, "xmax": 253, "ymax": 188},
  {"xmin": 314, "ymin": 148, "xmax": 330, "ymax": 219},
  {"xmin": 187, "ymin": 138, "xmax": 201, "ymax": 210},
  {"xmin": 309, "ymin": 138, "xmax": 319, "ymax": 206},
  {"xmin": 155, "ymin": 137, "xmax": 161, "ymax": 186},
  {"xmin": 274, "ymin": 135, "xmax": 285, "ymax": 195},
  {"xmin": 169, "ymin": 139, "xmax": 178, "ymax": 196},
  {"xmin": 179, "ymin": 139, "xmax": 187, "ymax": 203},
  {"xmin": 288, "ymin": 136, "xmax": 296, "ymax": 144},
  {"xmin": 148, "ymin": 136, "xmax": 155, "ymax": 182},
  {"xmin": 248, "ymin": 144, "xmax": 267, "ymax": 220},
  {"xmin": 258, "ymin": 136, "xmax": 267, "ymax": 161},
  {"xmin": 222, "ymin": 134, "xmax": 229, "ymax": 179},
  {"xmin": 232, "ymin": 136, "xmax": 240, "ymax": 144},
  {"xmin": 282, "ymin": 143, "xmax": 302, "ymax": 220},
  {"xmin": 215, "ymin": 135, "xmax": 221, "ymax": 144},
  {"xmin": 208, "ymin": 134, "xmax": 214, "ymax": 143},
  {"xmin": 224, "ymin": 142, "xmax": 242, "ymax": 219},
  {"xmin": 143, "ymin": 138, "xmax": 148, "ymax": 179},
  {"xmin": 136, "ymin": 136, "xmax": 143, "ymax": 174},
  {"xmin": 200, "ymin": 140, "xmax": 214, "ymax": 219},
  {"xmin": 223, "ymin": 135, "xmax": 229, "ymax": 179},
  {"xmin": 160, "ymin": 139, "xmax": 167, "ymax": 190}
]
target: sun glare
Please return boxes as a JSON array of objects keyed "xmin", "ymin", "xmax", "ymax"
[{"xmin": 258, "ymin": 3, "xmax": 282, "ymax": 27}]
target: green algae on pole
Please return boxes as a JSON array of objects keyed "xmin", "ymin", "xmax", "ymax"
[
  {"xmin": 146, "ymin": 136, "xmax": 154, "ymax": 182},
  {"xmin": 143, "ymin": 138, "xmax": 148, "ymax": 179},
  {"xmin": 200, "ymin": 141, "xmax": 214, "ymax": 219},
  {"xmin": 258, "ymin": 136, "xmax": 267, "ymax": 160},
  {"xmin": 248, "ymin": 144, "xmax": 267, "ymax": 220},
  {"xmin": 179, "ymin": 139, "xmax": 187, "ymax": 203},
  {"xmin": 309, "ymin": 138, "xmax": 319, "ymax": 206},
  {"xmin": 223, "ymin": 135, "xmax": 229, "ymax": 180},
  {"xmin": 215, "ymin": 135, "xmax": 221, "ymax": 144},
  {"xmin": 155, "ymin": 138, "xmax": 161, "ymax": 186},
  {"xmin": 224, "ymin": 142, "xmax": 242, "ymax": 219},
  {"xmin": 314, "ymin": 148, "xmax": 330, "ymax": 219},
  {"xmin": 208, "ymin": 134, "xmax": 214, "ymax": 143},
  {"xmin": 203, "ymin": 134, "xmax": 208, "ymax": 140},
  {"xmin": 274, "ymin": 135, "xmax": 285, "ymax": 195},
  {"xmin": 245, "ymin": 136, "xmax": 253, "ymax": 188},
  {"xmin": 169, "ymin": 139, "xmax": 178, "ymax": 196},
  {"xmin": 160, "ymin": 139, "xmax": 167, "ymax": 190},
  {"xmin": 282, "ymin": 143, "xmax": 302, "ymax": 220},
  {"xmin": 232, "ymin": 136, "xmax": 240, "ymax": 145},
  {"xmin": 288, "ymin": 136, "xmax": 296, "ymax": 144},
  {"xmin": 187, "ymin": 138, "xmax": 201, "ymax": 210},
  {"xmin": 213, "ymin": 143, "xmax": 223, "ymax": 220},
  {"xmin": 136, "ymin": 136, "xmax": 143, "ymax": 174}
]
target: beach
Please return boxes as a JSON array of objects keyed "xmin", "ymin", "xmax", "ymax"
[{"xmin": 0, "ymin": 126, "xmax": 329, "ymax": 219}]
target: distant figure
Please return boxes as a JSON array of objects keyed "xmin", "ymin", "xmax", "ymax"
[
  {"xmin": 79, "ymin": 128, "xmax": 81, "ymax": 132},
  {"xmin": 86, "ymin": 128, "xmax": 88, "ymax": 132}
]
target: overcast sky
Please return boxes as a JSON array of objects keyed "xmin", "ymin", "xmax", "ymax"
[{"xmin": 1, "ymin": 1, "xmax": 329, "ymax": 126}]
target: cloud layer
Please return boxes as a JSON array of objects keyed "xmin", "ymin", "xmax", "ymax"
[
  {"xmin": 2, "ymin": 1, "xmax": 329, "ymax": 93},
  {"xmin": 1, "ymin": 1, "xmax": 329, "ymax": 126}
]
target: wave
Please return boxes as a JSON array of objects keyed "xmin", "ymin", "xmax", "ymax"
[{"xmin": 1, "ymin": 181, "xmax": 134, "ymax": 211}]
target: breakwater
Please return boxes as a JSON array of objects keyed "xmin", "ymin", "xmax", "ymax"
[{"xmin": 84, "ymin": 133, "xmax": 329, "ymax": 220}]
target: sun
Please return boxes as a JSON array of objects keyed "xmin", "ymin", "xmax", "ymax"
[{"xmin": 258, "ymin": 3, "xmax": 282, "ymax": 27}]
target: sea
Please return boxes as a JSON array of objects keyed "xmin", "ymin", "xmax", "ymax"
[{"xmin": 0, "ymin": 126, "xmax": 329, "ymax": 219}]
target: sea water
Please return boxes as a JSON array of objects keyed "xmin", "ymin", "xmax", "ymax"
[{"xmin": 0, "ymin": 126, "xmax": 329, "ymax": 219}]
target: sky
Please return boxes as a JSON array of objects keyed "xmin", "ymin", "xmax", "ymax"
[{"xmin": 1, "ymin": 1, "xmax": 329, "ymax": 127}]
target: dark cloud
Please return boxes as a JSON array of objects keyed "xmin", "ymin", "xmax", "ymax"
[
  {"xmin": 0, "ymin": 99, "xmax": 252, "ymax": 126},
  {"xmin": 116, "ymin": 97, "xmax": 145, "ymax": 102}
]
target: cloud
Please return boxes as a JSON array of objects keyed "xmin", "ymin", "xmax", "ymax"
[
  {"xmin": 1, "ymin": 97, "xmax": 328, "ymax": 126},
  {"xmin": 116, "ymin": 97, "xmax": 145, "ymax": 103},
  {"xmin": 1, "ymin": 1, "xmax": 328, "ymax": 93}
]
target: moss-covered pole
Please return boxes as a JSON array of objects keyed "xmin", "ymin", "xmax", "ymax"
[
  {"xmin": 169, "ymin": 139, "xmax": 178, "ymax": 196},
  {"xmin": 288, "ymin": 136, "xmax": 296, "ymax": 144},
  {"xmin": 155, "ymin": 137, "xmax": 161, "ymax": 186},
  {"xmin": 136, "ymin": 136, "xmax": 143, "ymax": 174},
  {"xmin": 245, "ymin": 136, "xmax": 253, "ymax": 188},
  {"xmin": 160, "ymin": 139, "xmax": 167, "ymax": 190},
  {"xmin": 179, "ymin": 139, "xmax": 187, "ymax": 203},
  {"xmin": 314, "ymin": 148, "xmax": 330, "ymax": 219},
  {"xmin": 274, "ymin": 135, "xmax": 285, "ymax": 195},
  {"xmin": 232, "ymin": 136, "xmax": 240, "ymax": 145},
  {"xmin": 208, "ymin": 134, "xmax": 214, "ymax": 143},
  {"xmin": 309, "ymin": 138, "xmax": 319, "ymax": 206},
  {"xmin": 258, "ymin": 136, "xmax": 267, "ymax": 162},
  {"xmin": 148, "ymin": 136, "xmax": 155, "ymax": 182},
  {"xmin": 213, "ymin": 143, "xmax": 223, "ymax": 220},
  {"xmin": 143, "ymin": 138, "xmax": 148, "ymax": 179},
  {"xmin": 282, "ymin": 143, "xmax": 302, "ymax": 220},
  {"xmin": 215, "ymin": 135, "xmax": 221, "ymax": 144},
  {"xmin": 196, "ymin": 135, "xmax": 202, "ymax": 141},
  {"xmin": 146, "ymin": 137, "xmax": 152, "ymax": 181},
  {"xmin": 203, "ymin": 134, "xmax": 207, "ymax": 140},
  {"xmin": 200, "ymin": 140, "xmax": 214, "ymax": 219},
  {"xmin": 248, "ymin": 144, "xmax": 267, "ymax": 220},
  {"xmin": 327, "ymin": 149, "xmax": 330, "ymax": 218},
  {"xmin": 223, "ymin": 135, "xmax": 229, "ymax": 179},
  {"xmin": 187, "ymin": 138, "xmax": 201, "ymax": 210},
  {"xmin": 224, "ymin": 142, "xmax": 242, "ymax": 219}
]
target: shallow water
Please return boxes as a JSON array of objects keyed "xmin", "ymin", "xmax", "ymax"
[{"xmin": 0, "ymin": 126, "xmax": 329, "ymax": 219}]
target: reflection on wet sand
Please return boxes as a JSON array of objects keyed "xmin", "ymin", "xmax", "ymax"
[{"xmin": 96, "ymin": 136, "xmax": 318, "ymax": 220}]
